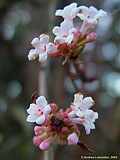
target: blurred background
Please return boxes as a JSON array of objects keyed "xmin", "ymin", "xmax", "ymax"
[{"xmin": 0, "ymin": 0, "xmax": 120, "ymax": 159}]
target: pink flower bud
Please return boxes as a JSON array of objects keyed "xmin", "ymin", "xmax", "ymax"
[
  {"xmin": 34, "ymin": 126, "xmax": 42, "ymax": 135},
  {"xmin": 86, "ymin": 32, "xmax": 96, "ymax": 43},
  {"xmin": 33, "ymin": 136, "xmax": 42, "ymax": 146},
  {"xmin": 50, "ymin": 103, "xmax": 58, "ymax": 113},
  {"xmin": 61, "ymin": 127, "xmax": 69, "ymax": 134},
  {"xmin": 39, "ymin": 138, "xmax": 51, "ymax": 150},
  {"xmin": 67, "ymin": 132, "xmax": 79, "ymax": 145}
]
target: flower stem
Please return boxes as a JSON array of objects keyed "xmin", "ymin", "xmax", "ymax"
[
  {"xmin": 43, "ymin": 147, "xmax": 54, "ymax": 160},
  {"xmin": 39, "ymin": 63, "xmax": 54, "ymax": 160}
]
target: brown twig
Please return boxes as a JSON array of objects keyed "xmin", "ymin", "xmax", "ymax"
[{"xmin": 77, "ymin": 141, "xmax": 94, "ymax": 153}]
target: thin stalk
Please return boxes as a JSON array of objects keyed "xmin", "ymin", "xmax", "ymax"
[{"xmin": 38, "ymin": 63, "xmax": 54, "ymax": 160}]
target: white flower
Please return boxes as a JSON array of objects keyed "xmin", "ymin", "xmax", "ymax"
[
  {"xmin": 53, "ymin": 20, "xmax": 76, "ymax": 44},
  {"xmin": 82, "ymin": 109, "xmax": 98, "ymax": 135},
  {"xmin": 78, "ymin": 6, "xmax": 107, "ymax": 23},
  {"xmin": 68, "ymin": 93, "xmax": 98, "ymax": 134},
  {"xmin": 55, "ymin": 3, "xmax": 79, "ymax": 20},
  {"xmin": 26, "ymin": 96, "xmax": 51, "ymax": 125},
  {"xmin": 78, "ymin": 6, "xmax": 107, "ymax": 34},
  {"xmin": 28, "ymin": 34, "xmax": 51, "ymax": 62}
]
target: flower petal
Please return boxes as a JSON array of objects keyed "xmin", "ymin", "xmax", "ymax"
[
  {"xmin": 26, "ymin": 114, "xmax": 38, "ymax": 123},
  {"xmin": 55, "ymin": 9, "xmax": 63, "ymax": 17},
  {"xmin": 70, "ymin": 117, "xmax": 84, "ymax": 124},
  {"xmin": 76, "ymin": 110, "xmax": 84, "ymax": 117},
  {"xmin": 46, "ymin": 43, "xmax": 57, "ymax": 54},
  {"xmin": 33, "ymin": 136, "xmax": 42, "ymax": 146},
  {"xmin": 27, "ymin": 103, "xmax": 37, "ymax": 114},
  {"xmin": 52, "ymin": 26, "xmax": 60, "ymax": 36},
  {"xmin": 82, "ymin": 110, "xmax": 98, "ymax": 134},
  {"xmin": 39, "ymin": 138, "xmax": 51, "ymax": 150},
  {"xmin": 36, "ymin": 96, "xmax": 48, "ymax": 107},
  {"xmin": 54, "ymin": 36, "xmax": 66, "ymax": 44},
  {"xmin": 65, "ymin": 33, "xmax": 74, "ymax": 44},
  {"xmin": 68, "ymin": 111, "xmax": 76, "ymax": 118},
  {"xmin": 28, "ymin": 49, "xmax": 39, "ymax": 61},
  {"xmin": 60, "ymin": 20, "xmax": 74, "ymax": 35},
  {"xmin": 42, "ymin": 105, "xmax": 51, "ymax": 115},
  {"xmin": 63, "ymin": 3, "xmax": 78, "ymax": 19},
  {"xmin": 67, "ymin": 132, "xmax": 79, "ymax": 145},
  {"xmin": 36, "ymin": 114, "xmax": 45, "ymax": 125},
  {"xmin": 81, "ymin": 97, "xmax": 94, "ymax": 110},
  {"xmin": 39, "ymin": 34, "xmax": 49, "ymax": 44},
  {"xmin": 55, "ymin": 3, "xmax": 78, "ymax": 20},
  {"xmin": 78, "ymin": 6, "xmax": 89, "ymax": 20},
  {"xmin": 73, "ymin": 93, "xmax": 83, "ymax": 107},
  {"xmin": 89, "ymin": 6, "xmax": 98, "ymax": 17},
  {"xmin": 85, "ymin": 110, "xmax": 98, "ymax": 122},
  {"xmin": 39, "ymin": 52, "xmax": 48, "ymax": 62},
  {"xmin": 31, "ymin": 37, "xmax": 40, "ymax": 48},
  {"xmin": 95, "ymin": 9, "xmax": 107, "ymax": 20},
  {"xmin": 83, "ymin": 121, "xmax": 91, "ymax": 134}
]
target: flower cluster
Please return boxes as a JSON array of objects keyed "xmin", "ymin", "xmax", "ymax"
[
  {"xmin": 26, "ymin": 2, "xmax": 107, "ymax": 151},
  {"xmin": 28, "ymin": 3, "xmax": 107, "ymax": 64},
  {"xmin": 26, "ymin": 93, "xmax": 98, "ymax": 150}
]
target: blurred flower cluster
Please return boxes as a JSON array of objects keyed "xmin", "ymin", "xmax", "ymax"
[
  {"xmin": 28, "ymin": 3, "xmax": 107, "ymax": 65},
  {"xmin": 27, "ymin": 93, "xmax": 98, "ymax": 150}
]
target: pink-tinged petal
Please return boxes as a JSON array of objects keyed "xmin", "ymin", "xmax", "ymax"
[
  {"xmin": 36, "ymin": 96, "xmax": 48, "ymax": 107},
  {"xmin": 68, "ymin": 111, "xmax": 76, "ymax": 118},
  {"xmin": 42, "ymin": 105, "xmax": 51, "ymax": 115},
  {"xmin": 82, "ymin": 97, "xmax": 94, "ymax": 110},
  {"xmin": 86, "ymin": 32, "xmax": 96, "ymax": 43},
  {"xmin": 36, "ymin": 114, "xmax": 45, "ymax": 125},
  {"xmin": 31, "ymin": 37, "xmax": 40, "ymax": 48},
  {"xmin": 60, "ymin": 20, "xmax": 74, "ymax": 35},
  {"xmin": 39, "ymin": 138, "xmax": 51, "ymax": 150},
  {"xmin": 26, "ymin": 114, "xmax": 38, "ymax": 123},
  {"xmin": 39, "ymin": 34, "xmax": 49, "ymax": 44},
  {"xmin": 70, "ymin": 117, "xmax": 84, "ymax": 124},
  {"xmin": 61, "ymin": 127, "xmax": 69, "ymax": 134},
  {"xmin": 67, "ymin": 132, "xmax": 79, "ymax": 145},
  {"xmin": 27, "ymin": 103, "xmax": 37, "ymax": 114},
  {"xmin": 33, "ymin": 136, "xmax": 42, "ymax": 146},
  {"xmin": 83, "ymin": 121, "xmax": 91, "ymax": 135}
]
